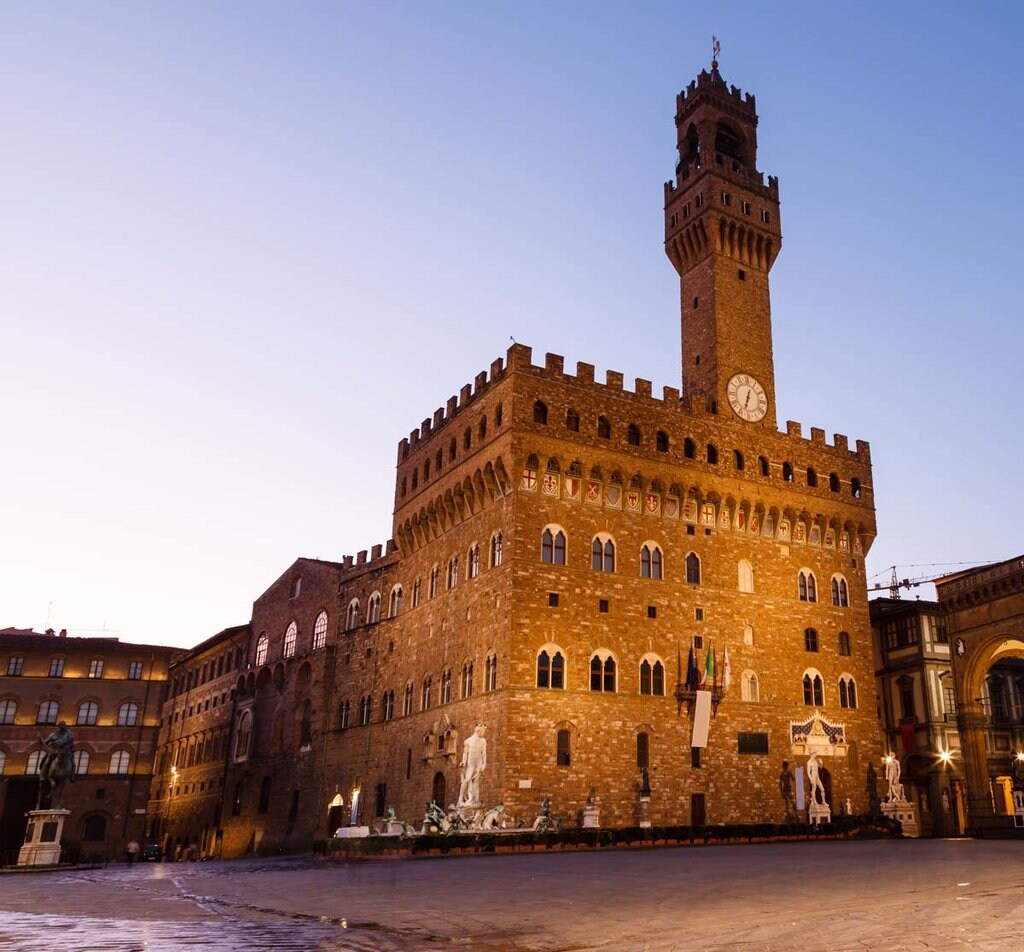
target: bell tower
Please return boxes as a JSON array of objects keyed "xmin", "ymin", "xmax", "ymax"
[{"xmin": 664, "ymin": 62, "xmax": 782, "ymax": 427}]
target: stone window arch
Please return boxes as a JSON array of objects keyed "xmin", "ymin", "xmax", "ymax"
[
  {"xmin": 389, "ymin": 586, "xmax": 403, "ymax": 618},
  {"xmin": 446, "ymin": 556, "xmax": 459, "ymax": 590},
  {"xmin": 461, "ymin": 660, "xmax": 474, "ymax": 699},
  {"xmin": 116, "ymin": 702, "xmax": 139, "ymax": 727},
  {"xmin": 36, "ymin": 700, "xmax": 59, "ymax": 725},
  {"xmin": 802, "ymin": 669, "xmax": 824, "ymax": 706},
  {"xmin": 798, "ymin": 569, "xmax": 817, "ymax": 602},
  {"xmin": 706, "ymin": 443, "xmax": 718, "ymax": 464},
  {"xmin": 490, "ymin": 531, "xmax": 503, "ymax": 567},
  {"xmin": 628, "ymin": 424, "xmax": 641, "ymax": 446},
  {"xmin": 804, "ymin": 627, "xmax": 819, "ymax": 652},
  {"xmin": 640, "ymin": 542, "xmax": 663, "ymax": 579},
  {"xmin": 639, "ymin": 653, "xmax": 665, "ymax": 696},
  {"xmin": 738, "ymin": 560, "xmax": 754, "ymax": 593},
  {"xmin": 782, "ymin": 461, "xmax": 794, "ymax": 482},
  {"xmin": 441, "ymin": 668, "xmax": 452, "ymax": 704},
  {"xmin": 283, "ymin": 621, "xmax": 298, "ymax": 659},
  {"xmin": 345, "ymin": 600, "xmax": 360, "ymax": 631},
  {"xmin": 537, "ymin": 644, "xmax": 565, "ymax": 689},
  {"xmin": 429, "ymin": 565, "xmax": 440, "ymax": 598},
  {"xmin": 656, "ymin": 430, "xmax": 669, "ymax": 452},
  {"xmin": 733, "ymin": 449, "xmax": 744, "ymax": 470},
  {"xmin": 467, "ymin": 544, "xmax": 480, "ymax": 579},
  {"xmin": 684, "ymin": 437, "xmax": 696, "ymax": 459},
  {"xmin": 831, "ymin": 575, "xmax": 849, "ymax": 607},
  {"xmin": 533, "ymin": 400, "xmax": 548, "ymax": 424},
  {"xmin": 565, "ymin": 408, "xmax": 580, "ymax": 432},
  {"xmin": 839, "ymin": 674, "xmax": 858, "ymax": 709},
  {"xmin": 807, "ymin": 467, "xmax": 818, "ymax": 487},
  {"xmin": 597, "ymin": 416, "xmax": 611, "ymax": 439},
  {"xmin": 255, "ymin": 632, "xmax": 269, "ymax": 665},
  {"xmin": 367, "ymin": 592, "xmax": 382, "ymax": 623},
  {"xmin": 685, "ymin": 552, "xmax": 701, "ymax": 585},
  {"xmin": 541, "ymin": 525, "xmax": 567, "ymax": 565},
  {"xmin": 312, "ymin": 611, "xmax": 329, "ymax": 649},
  {"xmin": 403, "ymin": 683, "xmax": 414, "ymax": 716},
  {"xmin": 485, "ymin": 652, "xmax": 498, "ymax": 692},
  {"xmin": 421, "ymin": 676, "xmax": 433, "ymax": 711},
  {"xmin": 109, "ymin": 749, "xmax": 131, "ymax": 774},
  {"xmin": 77, "ymin": 700, "xmax": 99, "ymax": 726},
  {"xmin": 741, "ymin": 670, "xmax": 760, "ymax": 702},
  {"xmin": 591, "ymin": 533, "xmax": 616, "ymax": 572},
  {"xmin": 829, "ymin": 472, "xmax": 840, "ymax": 492},
  {"xmin": 589, "ymin": 650, "xmax": 617, "ymax": 693},
  {"xmin": 234, "ymin": 710, "xmax": 252, "ymax": 760},
  {"xmin": 838, "ymin": 630, "xmax": 851, "ymax": 656},
  {"xmin": 759, "ymin": 455, "xmax": 770, "ymax": 477}
]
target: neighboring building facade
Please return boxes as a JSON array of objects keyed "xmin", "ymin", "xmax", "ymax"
[
  {"xmin": 869, "ymin": 598, "xmax": 965, "ymax": 836},
  {"xmin": 936, "ymin": 556, "xmax": 1024, "ymax": 835},
  {"xmin": 147, "ymin": 624, "xmax": 249, "ymax": 859},
  {"xmin": 0, "ymin": 628, "xmax": 173, "ymax": 861}
]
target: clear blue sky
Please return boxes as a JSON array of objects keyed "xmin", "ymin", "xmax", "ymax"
[{"xmin": 3, "ymin": 2, "xmax": 1022, "ymax": 647}]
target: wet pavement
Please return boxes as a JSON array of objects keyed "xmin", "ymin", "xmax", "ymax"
[{"xmin": 1, "ymin": 839, "xmax": 1023, "ymax": 950}]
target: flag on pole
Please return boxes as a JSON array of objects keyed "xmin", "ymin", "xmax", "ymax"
[
  {"xmin": 723, "ymin": 644, "xmax": 732, "ymax": 693},
  {"xmin": 686, "ymin": 644, "xmax": 699, "ymax": 690},
  {"xmin": 701, "ymin": 644, "xmax": 714, "ymax": 686}
]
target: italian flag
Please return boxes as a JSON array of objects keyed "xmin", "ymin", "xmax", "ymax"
[{"xmin": 701, "ymin": 644, "xmax": 714, "ymax": 686}]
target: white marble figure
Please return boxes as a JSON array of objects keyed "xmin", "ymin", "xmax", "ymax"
[
  {"xmin": 806, "ymin": 751, "xmax": 827, "ymax": 805},
  {"xmin": 480, "ymin": 804, "xmax": 506, "ymax": 830},
  {"xmin": 457, "ymin": 724, "xmax": 487, "ymax": 807},
  {"xmin": 885, "ymin": 757, "xmax": 905, "ymax": 803}
]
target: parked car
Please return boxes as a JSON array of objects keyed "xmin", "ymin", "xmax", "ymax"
[{"xmin": 141, "ymin": 844, "xmax": 163, "ymax": 862}]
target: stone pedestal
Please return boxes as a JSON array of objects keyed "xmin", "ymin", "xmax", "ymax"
[
  {"xmin": 333, "ymin": 826, "xmax": 370, "ymax": 839},
  {"xmin": 582, "ymin": 804, "xmax": 600, "ymax": 829},
  {"xmin": 808, "ymin": 801, "xmax": 831, "ymax": 826},
  {"xmin": 18, "ymin": 809, "xmax": 70, "ymax": 866},
  {"xmin": 636, "ymin": 796, "xmax": 652, "ymax": 829},
  {"xmin": 881, "ymin": 798, "xmax": 919, "ymax": 837}
]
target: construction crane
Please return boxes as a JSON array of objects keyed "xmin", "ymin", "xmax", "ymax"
[{"xmin": 868, "ymin": 562, "xmax": 994, "ymax": 600}]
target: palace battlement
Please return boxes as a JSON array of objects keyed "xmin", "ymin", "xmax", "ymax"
[
  {"xmin": 339, "ymin": 539, "xmax": 399, "ymax": 574},
  {"xmin": 664, "ymin": 169, "xmax": 779, "ymax": 201},
  {"xmin": 676, "ymin": 71, "xmax": 756, "ymax": 114}
]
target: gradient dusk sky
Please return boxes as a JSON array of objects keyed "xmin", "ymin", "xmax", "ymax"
[{"xmin": 3, "ymin": 2, "xmax": 1023, "ymax": 648}]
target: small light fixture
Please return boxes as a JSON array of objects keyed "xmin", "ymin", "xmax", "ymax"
[{"xmin": 938, "ymin": 750, "xmax": 952, "ymax": 765}]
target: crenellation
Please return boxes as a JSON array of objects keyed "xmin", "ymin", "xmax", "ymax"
[
  {"xmin": 545, "ymin": 352, "xmax": 565, "ymax": 374},
  {"xmin": 833, "ymin": 434, "xmax": 848, "ymax": 453},
  {"xmin": 576, "ymin": 361, "xmax": 595, "ymax": 383},
  {"xmin": 371, "ymin": 544, "xmax": 382, "ymax": 561},
  {"xmin": 786, "ymin": 421, "xmax": 802, "ymax": 438},
  {"xmin": 421, "ymin": 418, "xmax": 432, "ymax": 438},
  {"xmin": 855, "ymin": 439, "xmax": 871, "ymax": 461},
  {"xmin": 474, "ymin": 371, "xmax": 487, "ymax": 393},
  {"xmin": 635, "ymin": 378, "xmax": 652, "ymax": 398},
  {"xmin": 507, "ymin": 342, "xmax": 533, "ymax": 369},
  {"xmin": 459, "ymin": 384, "xmax": 472, "ymax": 407},
  {"xmin": 446, "ymin": 395, "xmax": 458, "ymax": 418},
  {"xmin": 663, "ymin": 385, "xmax": 680, "ymax": 403},
  {"xmin": 490, "ymin": 356, "xmax": 504, "ymax": 379},
  {"xmin": 433, "ymin": 407, "xmax": 444, "ymax": 429},
  {"xmin": 356, "ymin": 550, "xmax": 367, "ymax": 566},
  {"xmin": 343, "ymin": 555, "xmax": 353, "ymax": 569},
  {"xmin": 605, "ymin": 370, "xmax": 624, "ymax": 390},
  {"xmin": 810, "ymin": 427, "xmax": 825, "ymax": 444}
]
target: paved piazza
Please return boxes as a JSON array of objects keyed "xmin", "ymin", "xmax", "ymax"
[{"xmin": 1, "ymin": 840, "xmax": 1022, "ymax": 950}]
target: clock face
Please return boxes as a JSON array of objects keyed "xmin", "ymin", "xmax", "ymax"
[{"xmin": 727, "ymin": 373, "xmax": 767, "ymax": 422}]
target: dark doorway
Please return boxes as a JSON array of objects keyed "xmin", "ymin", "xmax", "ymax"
[
  {"xmin": 691, "ymin": 792, "xmax": 706, "ymax": 826},
  {"xmin": 0, "ymin": 779, "xmax": 36, "ymax": 854},
  {"xmin": 432, "ymin": 771, "xmax": 446, "ymax": 807},
  {"xmin": 327, "ymin": 805, "xmax": 343, "ymax": 835}
]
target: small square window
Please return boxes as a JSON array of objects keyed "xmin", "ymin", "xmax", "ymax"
[
  {"xmin": 695, "ymin": 608, "xmax": 704, "ymax": 621},
  {"xmin": 761, "ymin": 209, "xmax": 770, "ymax": 223},
  {"xmin": 365, "ymin": 648, "xmax": 372, "ymax": 658},
  {"xmin": 738, "ymin": 270, "xmax": 746, "ymax": 281},
  {"xmin": 851, "ymin": 559, "xmax": 858, "ymax": 569},
  {"xmin": 647, "ymin": 606, "xmax": 657, "ymax": 619},
  {"xmin": 599, "ymin": 599, "xmax": 609, "ymax": 614},
  {"xmin": 127, "ymin": 661, "xmax": 143, "ymax": 680},
  {"xmin": 704, "ymin": 527, "xmax": 712, "ymax": 536},
  {"xmin": 741, "ymin": 201, "xmax": 751, "ymax": 215},
  {"xmin": 691, "ymin": 747, "xmax": 702, "ymax": 768},
  {"xmin": 693, "ymin": 297, "xmax": 699, "ymax": 309},
  {"xmin": 548, "ymin": 593, "xmax": 559, "ymax": 607},
  {"xmin": 687, "ymin": 525, "xmax": 696, "ymax": 536},
  {"xmin": 693, "ymin": 635, "xmax": 704, "ymax": 649}
]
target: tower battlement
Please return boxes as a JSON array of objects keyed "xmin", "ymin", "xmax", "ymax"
[{"xmin": 676, "ymin": 70, "xmax": 757, "ymax": 116}]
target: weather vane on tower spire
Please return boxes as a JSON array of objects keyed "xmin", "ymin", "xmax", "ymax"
[{"xmin": 712, "ymin": 36, "xmax": 721, "ymax": 69}]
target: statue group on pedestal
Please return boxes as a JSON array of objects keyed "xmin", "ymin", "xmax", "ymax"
[{"xmin": 35, "ymin": 721, "xmax": 75, "ymax": 810}]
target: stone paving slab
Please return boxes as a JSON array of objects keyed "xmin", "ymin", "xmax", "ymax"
[{"xmin": 0, "ymin": 839, "xmax": 1022, "ymax": 950}]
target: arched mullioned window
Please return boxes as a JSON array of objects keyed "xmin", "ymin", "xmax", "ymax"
[
  {"xmin": 685, "ymin": 552, "xmax": 701, "ymax": 585},
  {"xmin": 838, "ymin": 631, "xmax": 851, "ymax": 657},
  {"xmin": 831, "ymin": 575, "xmax": 849, "ymax": 607},
  {"xmin": 537, "ymin": 646, "xmax": 565, "ymax": 689},
  {"xmin": 485, "ymin": 652, "xmax": 498, "ymax": 692},
  {"xmin": 389, "ymin": 586, "xmax": 403, "ymax": 618},
  {"xmin": 345, "ymin": 600, "xmax": 360, "ymax": 631},
  {"xmin": 541, "ymin": 526, "xmax": 567, "ymax": 565},
  {"xmin": 338, "ymin": 699, "xmax": 351, "ymax": 729},
  {"xmin": 429, "ymin": 565, "xmax": 440, "ymax": 598},
  {"xmin": 77, "ymin": 701, "xmax": 99, "ymax": 726},
  {"xmin": 446, "ymin": 556, "xmax": 459, "ymax": 590},
  {"xmin": 798, "ymin": 570, "xmax": 817, "ymax": 602},
  {"xmin": 534, "ymin": 401, "xmax": 548, "ymax": 424},
  {"xmin": 490, "ymin": 532, "xmax": 503, "ymax": 567},
  {"xmin": 403, "ymin": 683, "xmax": 413, "ymax": 716},
  {"xmin": 381, "ymin": 690, "xmax": 395, "ymax": 722},
  {"xmin": 367, "ymin": 592, "xmax": 381, "ymax": 623},
  {"xmin": 640, "ymin": 543, "xmax": 663, "ymax": 579},
  {"xmin": 441, "ymin": 668, "xmax": 452, "ymax": 704},
  {"xmin": 479, "ymin": 415, "xmax": 487, "ymax": 440},
  {"xmin": 283, "ymin": 621, "xmax": 297, "ymax": 659},
  {"xmin": 421, "ymin": 677, "xmax": 432, "ymax": 711},
  {"xmin": 839, "ymin": 675, "xmax": 858, "ymax": 709},
  {"xmin": 589, "ymin": 652, "xmax": 616, "ymax": 692},
  {"xmin": 802, "ymin": 671, "xmax": 824, "ymax": 706},
  {"xmin": 741, "ymin": 670, "xmax": 760, "ymax": 702},
  {"xmin": 639, "ymin": 654, "xmax": 665, "ymax": 696},
  {"xmin": 738, "ymin": 560, "xmax": 754, "ymax": 593},
  {"xmin": 462, "ymin": 661, "xmax": 473, "ymax": 699},
  {"xmin": 591, "ymin": 535, "xmax": 615, "ymax": 572},
  {"xmin": 804, "ymin": 627, "xmax": 819, "ymax": 652},
  {"xmin": 255, "ymin": 633, "xmax": 269, "ymax": 666},
  {"xmin": 312, "ymin": 611, "xmax": 328, "ymax": 650},
  {"xmin": 116, "ymin": 702, "xmax": 139, "ymax": 727},
  {"xmin": 467, "ymin": 544, "xmax": 480, "ymax": 579}
]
